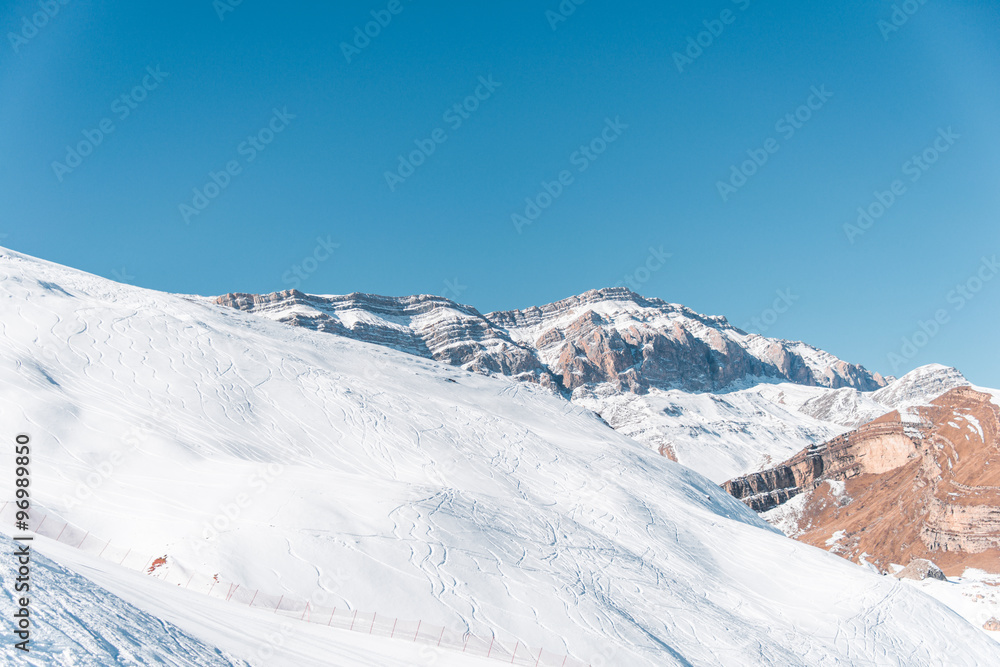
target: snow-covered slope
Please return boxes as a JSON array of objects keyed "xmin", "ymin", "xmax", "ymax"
[
  {"xmin": 3, "ymin": 247, "xmax": 999, "ymax": 665},
  {"xmin": 215, "ymin": 290, "xmax": 557, "ymax": 387},
  {"xmin": 572, "ymin": 383, "xmax": 847, "ymax": 483},
  {"xmin": 0, "ymin": 530, "xmax": 499, "ymax": 667},
  {"xmin": 216, "ymin": 287, "xmax": 901, "ymax": 482},
  {"xmin": 0, "ymin": 533, "xmax": 249, "ymax": 667},
  {"xmin": 873, "ymin": 363, "xmax": 971, "ymax": 409},
  {"xmin": 798, "ymin": 364, "xmax": 970, "ymax": 427},
  {"xmin": 570, "ymin": 364, "xmax": 971, "ymax": 484}
]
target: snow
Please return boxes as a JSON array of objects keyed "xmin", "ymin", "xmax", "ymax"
[
  {"xmin": 873, "ymin": 364, "xmax": 970, "ymax": 409},
  {"xmin": 0, "ymin": 530, "xmax": 498, "ymax": 667},
  {"xmin": 761, "ymin": 492, "xmax": 809, "ymax": 538},
  {"xmin": 579, "ymin": 364, "xmax": 974, "ymax": 483},
  {"xmin": 964, "ymin": 413, "xmax": 984, "ymax": 439},
  {"xmin": 0, "ymin": 532, "xmax": 250, "ymax": 667},
  {"xmin": 572, "ymin": 385, "xmax": 849, "ymax": 483},
  {"xmin": 897, "ymin": 567, "xmax": 1000, "ymax": 643},
  {"xmin": 826, "ymin": 479, "xmax": 846, "ymax": 498},
  {"xmin": 2, "ymin": 246, "xmax": 999, "ymax": 665}
]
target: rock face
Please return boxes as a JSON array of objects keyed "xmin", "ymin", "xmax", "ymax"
[
  {"xmin": 488, "ymin": 288, "xmax": 887, "ymax": 393},
  {"xmin": 214, "ymin": 291, "xmax": 559, "ymax": 388},
  {"xmin": 895, "ymin": 559, "xmax": 947, "ymax": 582},
  {"xmin": 724, "ymin": 386, "xmax": 1000, "ymax": 575},
  {"xmin": 984, "ymin": 618, "xmax": 1000, "ymax": 632},
  {"xmin": 216, "ymin": 287, "xmax": 888, "ymax": 396},
  {"xmin": 721, "ymin": 419, "xmax": 913, "ymax": 512}
]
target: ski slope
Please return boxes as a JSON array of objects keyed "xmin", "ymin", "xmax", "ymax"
[
  {"xmin": 2, "ymin": 247, "xmax": 998, "ymax": 665},
  {"xmin": 0, "ymin": 532, "xmax": 249, "ymax": 667},
  {"xmin": 0, "ymin": 530, "xmax": 502, "ymax": 667}
]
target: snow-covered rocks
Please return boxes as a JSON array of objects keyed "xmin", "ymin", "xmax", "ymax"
[{"xmin": 895, "ymin": 559, "xmax": 948, "ymax": 582}]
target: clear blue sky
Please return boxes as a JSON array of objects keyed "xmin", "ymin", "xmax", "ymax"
[{"xmin": 2, "ymin": 0, "xmax": 998, "ymax": 386}]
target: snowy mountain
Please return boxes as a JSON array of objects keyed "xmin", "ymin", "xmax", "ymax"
[
  {"xmin": 4, "ymin": 246, "xmax": 1000, "ymax": 664},
  {"xmin": 217, "ymin": 287, "xmax": 888, "ymax": 394},
  {"xmin": 218, "ymin": 287, "xmax": 972, "ymax": 483},
  {"xmin": 570, "ymin": 364, "xmax": 970, "ymax": 483},
  {"xmin": 798, "ymin": 363, "xmax": 971, "ymax": 427}
]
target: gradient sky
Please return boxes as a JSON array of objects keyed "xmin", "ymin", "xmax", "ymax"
[{"xmin": 2, "ymin": 0, "xmax": 998, "ymax": 386}]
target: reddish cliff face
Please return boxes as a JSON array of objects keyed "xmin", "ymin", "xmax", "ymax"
[{"xmin": 724, "ymin": 387, "xmax": 1000, "ymax": 575}]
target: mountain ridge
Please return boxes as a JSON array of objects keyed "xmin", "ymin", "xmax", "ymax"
[{"xmin": 215, "ymin": 286, "xmax": 888, "ymax": 396}]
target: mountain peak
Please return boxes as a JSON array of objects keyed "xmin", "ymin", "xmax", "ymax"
[
  {"xmin": 216, "ymin": 286, "xmax": 885, "ymax": 395},
  {"xmin": 873, "ymin": 364, "xmax": 969, "ymax": 409}
]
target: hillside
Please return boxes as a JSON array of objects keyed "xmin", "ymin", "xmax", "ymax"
[{"xmin": 4, "ymin": 246, "xmax": 998, "ymax": 664}]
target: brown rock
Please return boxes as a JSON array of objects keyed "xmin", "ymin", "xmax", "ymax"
[
  {"xmin": 724, "ymin": 387, "xmax": 1000, "ymax": 575},
  {"xmin": 894, "ymin": 559, "xmax": 947, "ymax": 581}
]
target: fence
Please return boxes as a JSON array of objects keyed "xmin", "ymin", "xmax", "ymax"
[{"xmin": 0, "ymin": 502, "xmax": 589, "ymax": 666}]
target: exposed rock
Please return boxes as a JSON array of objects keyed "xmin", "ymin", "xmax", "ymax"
[
  {"xmin": 727, "ymin": 387, "xmax": 1000, "ymax": 575},
  {"xmin": 894, "ymin": 559, "xmax": 947, "ymax": 582},
  {"xmin": 217, "ymin": 287, "xmax": 887, "ymax": 397},
  {"xmin": 214, "ymin": 290, "xmax": 560, "ymax": 389},
  {"xmin": 722, "ymin": 419, "xmax": 915, "ymax": 512},
  {"xmin": 487, "ymin": 288, "xmax": 887, "ymax": 394},
  {"xmin": 983, "ymin": 618, "xmax": 1000, "ymax": 631}
]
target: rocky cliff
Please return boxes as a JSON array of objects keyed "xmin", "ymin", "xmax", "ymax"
[
  {"xmin": 725, "ymin": 386, "xmax": 1000, "ymax": 574},
  {"xmin": 214, "ymin": 290, "xmax": 559, "ymax": 388},
  {"xmin": 216, "ymin": 287, "xmax": 888, "ymax": 396}
]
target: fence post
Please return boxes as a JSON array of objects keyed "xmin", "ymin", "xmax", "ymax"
[
  {"xmin": 390, "ymin": 619, "xmax": 398, "ymax": 639},
  {"xmin": 369, "ymin": 612, "xmax": 376, "ymax": 634},
  {"xmin": 55, "ymin": 524, "xmax": 68, "ymax": 542},
  {"xmin": 413, "ymin": 620, "xmax": 421, "ymax": 642},
  {"xmin": 437, "ymin": 626, "xmax": 445, "ymax": 647},
  {"xmin": 536, "ymin": 647, "xmax": 543, "ymax": 667},
  {"xmin": 301, "ymin": 602, "xmax": 310, "ymax": 621},
  {"xmin": 77, "ymin": 532, "xmax": 89, "ymax": 548},
  {"xmin": 274, "ymin": 595, "xmax": 283, "ymax": 613},
  {"xmin": 328, "ymin": 607, "xmax": 336, "ymax": 627},
  {"xmin": 119, "ymin": 548, "xmax": 131, "ymax": 565},
  {"xmin": 487, "ymin": 636, "xmax": 494, "ymax": 658},
  {"xmin": 249, "ymin": 590, "xmax": 258, "ymax": 607},
  {"xmin": 35, "ymin": 515, "xmax": 46, "ymax": 532},
  {"xmin": 227, "ymin": 584, "xmax": 240, "ymax": 602},
  {"xmin": 349, "ymin": 610, "xmax": 358, "ymax": 631},
  {"xmin": 98, "ymin": 540, "xmax": 110, "ymax": 558},
  {"xmin": 511, "ymin": 641, "xmax": 519, "ymax": 663}
]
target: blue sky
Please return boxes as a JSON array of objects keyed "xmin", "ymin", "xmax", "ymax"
[{"xmin": 2, "ymin": 0, "xmax": 998, "ymax": 386}]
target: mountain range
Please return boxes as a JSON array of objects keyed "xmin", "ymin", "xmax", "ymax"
[
  {"xmin": 216, "ymin": 288, "xmax": 969, "ymax": 484},
  {"xmin": 3, "ymin": 246, "xmax": 998, "ymax": 665}
]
